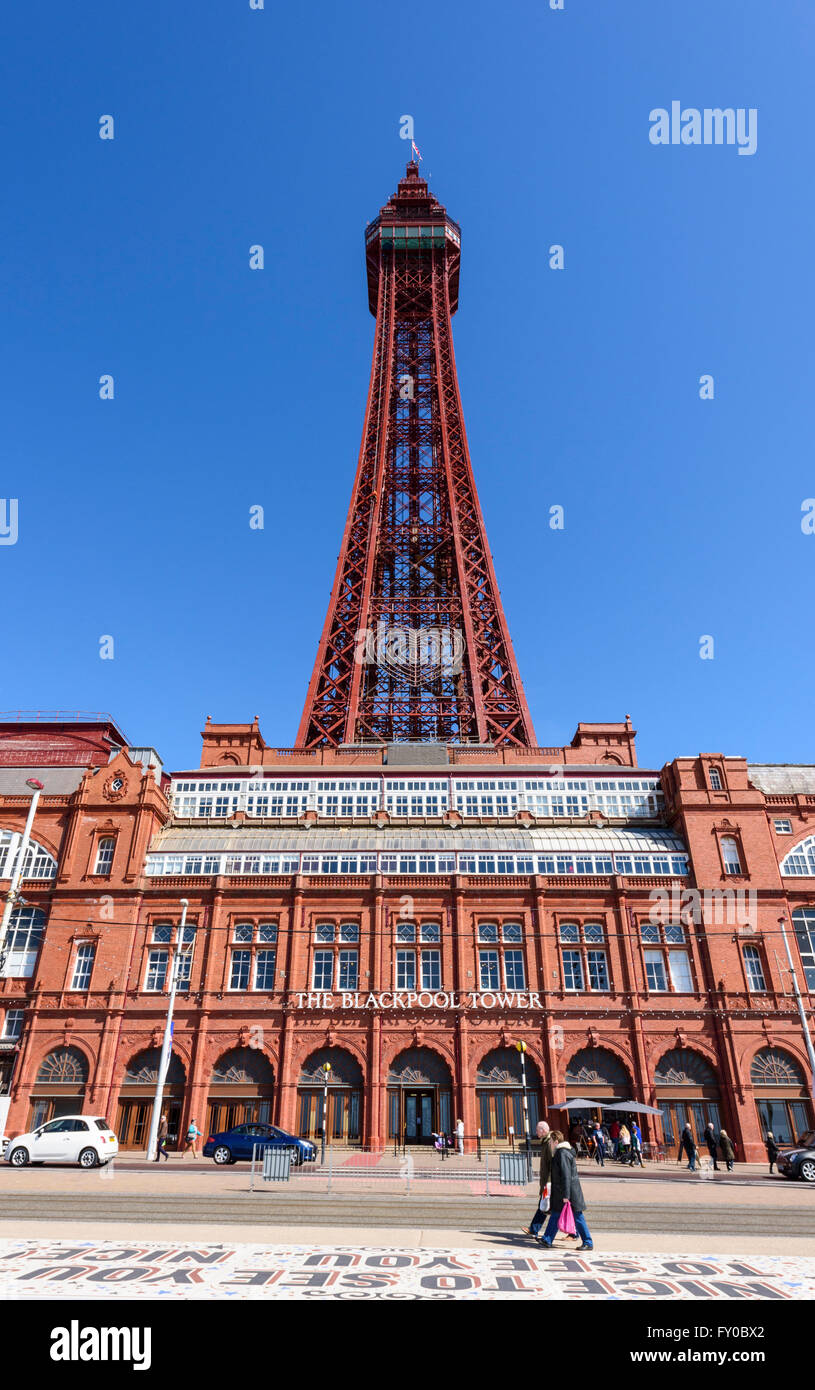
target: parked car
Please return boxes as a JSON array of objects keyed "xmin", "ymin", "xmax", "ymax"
[
  {"xmin": 776, "ymin": 1130, "xmax": 815, "ymax": 1183},
  {"xmin": 4, "ymin": 1115, "xmax": 118, "ymax": 1168},
  {"xmin": 203, "ymin": 1122, "xmax": 316, "ymax": 1166}
]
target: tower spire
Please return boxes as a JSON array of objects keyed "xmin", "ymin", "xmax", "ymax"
[{"xmin": 296, "ymin": 170, "xmax": 536, "ymax": 747}]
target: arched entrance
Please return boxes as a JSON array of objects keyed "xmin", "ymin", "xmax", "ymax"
[
  {"xmin": 207, "ymin": 1047, "xmax": 275, "ymax": 1136},
  {"xmin": 387, "ymin": 1047, "xmax": 453, "ymax": 1144},
  {"xmin": 563, "ymin": 1046, "xmax": 632, "ymax": 1131},
  {"xmin": 116, "ymin": 1048, "xmax": 187, "ymax": 1150},
  {"xmin": 476, "ymin": 1047, "xmax": 541, "ymax": 1143},
  {"xmin": 751, "ymin": 1047, "xmax": 812, "ymax": 1145},
  {"xmin": 654, "ymin": 1049, "xmax": 721, "ymax": 1150},
  {"xmin": 28, "ymin": 1047, "xmax": 89, "ymax": 1130},
  {"xmin": 298, "ymin": 1047, "xmax": 364, "ymax": 1143}
]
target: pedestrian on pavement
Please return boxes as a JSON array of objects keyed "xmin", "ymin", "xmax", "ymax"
[
  {"xmin": 679, "ymin": 1122, "xmax": 698, "ymax": 1171},
  {"xmin": 184, "ymin": 1118, "xmax": 202, "ymax": 1159},
  {"xmin": 592, "ymin": 1121, "xmax": 606, "ymax": 1167},
  {"xmin": 539, "ymin": 1133, "xmax": 594, "ymax": 1251},
  {"xmin": 154, "ymin": 1111, "xmax": 169, "ymax": 1161},
  {"xmin": 628, "ymin": 1120, "xmax": 644, "ymax": 1167},
  {"xmin": 766, "ymin": 1131, "xmax": 779, "ymax": 1175},
  {"xmin": 522, "ymin": 1120, "xmax": 557, "ymax": 1239},
  {"xmin": 718, "ymin": 1129, "xmax": 735, "ymax": 1172},
  {"xmin": 609, "ymin": 1118, "xmax": 621, "ymax": 1158},
  {"xmin": 703, "ymin": 1122, "xmax": 720, "ymax": 1171},
  {"xmin": 455, "ymin": 1117, "xmax": 465, "ymax": 1155},
  {"xmin": 618, "ymin": 1122, "xmax": 630, "ymax": 1161}
]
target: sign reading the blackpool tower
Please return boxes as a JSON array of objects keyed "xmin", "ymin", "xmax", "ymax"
[{"xmin": 295, "ymin": 990, "xmax": 545, "ymax": 1011}]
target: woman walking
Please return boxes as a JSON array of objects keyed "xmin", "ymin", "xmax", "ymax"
[
  {"xmin": 718, "ymin": 1129, "xmax": 735, "ymax": 1173},
  {"xmin": 766, "ymin": 1131, "xmax": 779, "ymax": 1175},
  {"xmin": 184, "ymin": 1117, "xmax": 203, "ymax": 1159},
  {"xmin": 539, "ymin": 1132, "xmax": 594, "ymax": 1252}
]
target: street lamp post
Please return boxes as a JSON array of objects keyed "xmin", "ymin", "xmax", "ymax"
[
  {"xmin": 0, "ymin": 779, "xmax": 45, "ymax": 975},
  {"xmin": 320, "ymin": 1062, "xmax": 332, "ymax": 1166},
  {"xmin": 317, "ymin": 1061, "xmax": 329, "ymax": 1162},
  {"xmin": 146, "ymin": 899, "xmax": 189, "ymax": 1162},
  {"xmin": 516, "ymin": 1040, "xmax": 532, "ymax": 1179},
  {"xmin": 778, "ymin": 913, "xmax": 815, "ymax": 1109}
]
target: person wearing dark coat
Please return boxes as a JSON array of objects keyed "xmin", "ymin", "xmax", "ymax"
[
  {"xmin": 703, "ymin": 1122, "xmax": 720, "ymax": 1171},
  {"xmin": 539, "ymin": 1135, "xmax": 594, "ymax": 1251},
  {"xmin": 523, "ymin": 1121, "xmax": 558, "ymax": 1239},
  {"xmin": 678, "ymin": 1123, "xmax": 698, "ymax": 1171},
  {"xmin": 766, "ymin": 1132, "xmax": 779, "ymax": 1175},
  {"xmin": 718, "ymin": 1129, "xmax": 735, "ymax": 1172}
]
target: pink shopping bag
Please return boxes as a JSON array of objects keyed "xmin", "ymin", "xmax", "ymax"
[{"xmin": 557, "ymin": 1200, "xmax": 577, "ymax": 1236}]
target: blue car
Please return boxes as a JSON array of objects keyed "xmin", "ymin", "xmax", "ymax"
[{"xmin": 203, "ymin": 1122, "xmax": 316, "ymax": 1166}]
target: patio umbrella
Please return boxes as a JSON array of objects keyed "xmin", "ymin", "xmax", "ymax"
[
  {"xmin": 557, "ymin": 1098, "xmax": 605, "ymax": 1111},
  {"xmin": 602, "ymin": 1100, "xmax": 663, "ymax": 1115}
]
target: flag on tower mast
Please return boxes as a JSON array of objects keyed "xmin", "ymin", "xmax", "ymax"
[{"xmin": 411, "ymin": 140, "xmax": 423, "ymax": 161}]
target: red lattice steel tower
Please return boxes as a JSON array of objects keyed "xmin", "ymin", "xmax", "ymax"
[{"xmin": 297, "ymin": 163, "xmax": 537, "ymax": 748}]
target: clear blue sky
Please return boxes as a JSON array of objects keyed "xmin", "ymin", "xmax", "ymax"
[{"xmin": 2, "ymin": 1, "xmax": 812, "ymax": 771}]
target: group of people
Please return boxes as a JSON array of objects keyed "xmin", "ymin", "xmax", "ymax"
[
  {"xmin": 152, "ymin": 1114, "xmax": 203, "ymax": 1161},
  {"xmin": 678, "ymin": 1121, "xmax": 736, "ymax": 1172},
  {"xmin": 577, "ymin": 1118, "xmax": 645, "ymax": 1168},
  {"xmin": 431, "ymin": 1118, "xmax": 466, "ymax": 1155}
]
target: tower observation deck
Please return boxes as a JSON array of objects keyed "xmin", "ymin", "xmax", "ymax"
[{"xmin": 297, "ymin": 163, "xmax": 537, "ymax": 749}]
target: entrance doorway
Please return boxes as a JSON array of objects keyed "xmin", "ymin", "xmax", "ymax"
[
  {"xmin": 117, "ymin": 1047, "xmax": 187, "ymax": 1151},
  {"xmin": 298, "ymin": 1090, "xmax": 361, "ymax": 1141},
  {"xmin": 405, "ymin": 1090, "xmax": 434, "ymax": 1142},
  {"xmin": 387, "ymin": 1047, "xmax": 453, "ymax": 1145},
  {"xmin": 117, "ymin": 1099, "xmax": 182, "ymax": 1150}
]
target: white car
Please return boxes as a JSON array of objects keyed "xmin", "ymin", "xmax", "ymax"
[{"xmin": 5, "ymin": 1115, "xmax": 118, "ymax": 1168}]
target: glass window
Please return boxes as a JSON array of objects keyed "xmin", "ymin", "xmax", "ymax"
[
  {"xmin": 587, "ymin": 950, "xmax": 609, "ymax": 991},
  {"xmin": 340, "ymin": 923, "xmax": 359, "ymax": 942},
  {"xmin": 479, "ymin": 950, "xmax": 500, "ymax": 989},
  {"xmin": 504, "ymin": 950, "xmax": 525, "ymax": 989},
  {"xmin": 313, "ymin": 950, "xmax": 334, "ymax": 990},
  {"xmin": 230, "ymin": 950, "xmax": 251, "ymax": 991},
  {"xmin": 338, "ymin": 950, "xmax": 358, "ymax": 990},
  {"xmin": 94, "ymin": 837, "xmax": 115, "ymax": 875},
  {"xmin": 562, "ymin": 950, "xmax": 584, "ymax": 992},
  {"xmin": 709, "ymin": 767, "xmax": 722, "ymax": 790},
  {"xmin": 396, "ymin": 922, "xmax": 416, "ymax": 943},
  {"xmin": 478, "ymin": 923, "xmax": 499, "ymax": 942},
  {"xmin": 420, "ymin": 923, "xmax": 440, "ymax": 942},
  {"xmin": 152, "ymin": 924, "xmax": 172, "ymax": 944},
  {"xmin": 502, "ymin": 923, "xmax": 523, "ymax": 942},
  {"xmin": 315, "ymin": 923, "xmax": 335, "ymax": 943},
  {"xmin": 258, "ymin": 923, "xmax": 277, "ymax": 943},
  {"xmin": 644, "ymin": 950, "xmax": 668, "ymax": 991},
  {"xmin": 70, "ymin": 943, "xmax": 95, "ymax": 991},
  {"xmin": 145, "ymin": 949, "xmax": 168, "ymax": 992},
  {"xmin": 743, "ymin": 945, "xmax": 767, "ymax": 992},
  {"xmin": 793, "ymin": 909, "xmax": 815, "ymax": 991},
  {"xmin": 234, "ymin": 923, "xmax": 253, "ymax": 943},
  {"xmin": 640, "ymin": 922, "xmax": 660, "ymax": 944},
  {"xmin": 583, "ymin": 922, "xmax": 604, "ymax": 943},
  {"xmin": 559, "ymin": 922, "xmax": 579, "ymax": 943},
  {"xmin": 255, "ymin": 949, "xmax": 276, "ymax": 990},
  {"xmin": 664, "ymin": 922, "xmax": 685, "ymax": 944},
  {"xmin": 774, "ymin": 819, "xmax": 792, "ymax": 834},
  {"xmin": 668, "ymin": 950, "xmax": 693, "ymax": 993},
  {"xmin": 421, "ymin": 950, "xmax": 441, "ymax": 990},
  {"xmin": 2, "ymin": 1009, "xmax": 23, "ymax": 1039},
  {"xmin": 396, "ymin": 949, "xmax": 416, "ymax": 989},
  {"xmin": 721, "ymin": 836, "xmax": 742, "ymax": 875}
]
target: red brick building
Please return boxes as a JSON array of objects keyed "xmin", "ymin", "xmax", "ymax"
[{"xmin": 1, "ymin": 710, "xmax": 814, "ymax": 1161}]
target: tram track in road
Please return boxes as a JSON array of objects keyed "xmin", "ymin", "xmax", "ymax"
[{"xmin": 1, "ymin": 1192, "xmax": 814, "ymax": 1234}]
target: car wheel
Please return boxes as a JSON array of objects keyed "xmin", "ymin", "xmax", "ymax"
[
  {"xmin": 78, "ymin": 1147, "xmax": 98, "ymax": 1169},
  {"xmin": 9, "ymin": 1146, "xmax": 29, "ymax": 1168},
  {"xmin": 799, "ymin": 1159, "xmax": 815, "ymax": 1183},
  {"xmin": 212, "ymin": 1145, "xmax": 232, "ymax": 1166}
]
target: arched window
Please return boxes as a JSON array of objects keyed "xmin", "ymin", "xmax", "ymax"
[
  {"xmin": 298, "ymin": 1047, "xmax": 364, "ymax": 1143},
  {"xmin": 720, "ymin": 836, "xmax": 742, "ymax": 875},
  {"xmin": 36, "ymin": 1047, "xmax": 89, "ymax": 1085},
  {"xmin": 94, "ymin": 837, "xmax": 115, "ymax": 876},
  {"xmin": 792, "ymin": 908, "xmax": 815, "ymax": 990},
  {"xmin": 750, "ymin": 1048, "xmax": 805, "ymax": 1087},
  {"xmin": 123, "ymin": 1048, "xmax": 186, "ymax": 1086},
  {"xmin": 212, "ymin": 1047, "xmax": 275, "ymax": 1086},
  {"xmin": 654, "ymin": 1049, "xmax": 717, "ymax": 1087},
  {"xmin": 476, "ymin": 1047, "xmax": 541, "ymax": 1142},
  {"xmin": 565, "ymin": 1047, "xmax": 630, "ymax": 1094},
  {"xmin": 782, "ymin": 840, "xmax": 815, "ymax": 878},
  {"xmin": 0, "ymin": 830, "xmax": 57, "ymax": 881}
]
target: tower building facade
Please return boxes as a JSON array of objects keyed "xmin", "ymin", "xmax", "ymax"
[{"xmin": 0, "ymin": 170, "xmax": 814, "ymax": 1163}]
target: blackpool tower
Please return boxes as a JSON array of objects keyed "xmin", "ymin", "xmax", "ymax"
[{"xmin": 297, "ymin": 163, "xmax": 537, "ymax": 749}]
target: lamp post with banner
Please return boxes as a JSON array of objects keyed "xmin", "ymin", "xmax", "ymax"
[
  {"xmin": 516, "ymin": 1040, "xmax": 532, "ymax": 1178},
  {"xmin": 146, "ymin": 899, "xmax": 190, "ymax": 1162},
  {"xmin": 320, "ymin": 1061, "xmax": 332, "ymax": 1165}
]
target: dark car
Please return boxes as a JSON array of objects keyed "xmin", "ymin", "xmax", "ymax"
[
  {"xmin": 203, "ymin": 1122, "xmax": 316, "ymax": 1166},
  {"xmin": 776, "ymin": 1130, "xmax": 815, "ymax": 1183}
]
